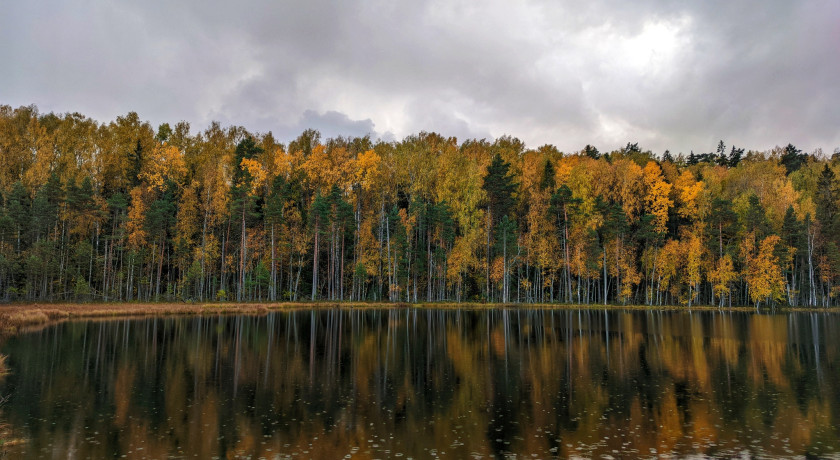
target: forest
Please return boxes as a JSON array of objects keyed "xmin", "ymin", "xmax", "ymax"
[{"xmin": 0, "ymin": 104, "xmax": 839, "ymax": 307}]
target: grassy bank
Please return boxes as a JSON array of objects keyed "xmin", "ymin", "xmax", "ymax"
[
  {"xmin": 0, "ymin": 301, "xmax": 837, "ymax": 333},
  {"xmin": 0, "ymin": 302, "xmax": 340, "ymax": 333}
]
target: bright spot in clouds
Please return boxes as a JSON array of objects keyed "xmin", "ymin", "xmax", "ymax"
[{"xmin": 621, "ymin": 18, "xmax": 689, "ymax": 75}]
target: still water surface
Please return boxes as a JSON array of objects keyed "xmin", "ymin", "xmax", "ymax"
[{"xmin": 1, "ymin": 308, "xmax": 839, "ymax": 458}]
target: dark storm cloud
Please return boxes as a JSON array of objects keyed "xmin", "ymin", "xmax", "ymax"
[{"xmin": 1, "ymin": 0, "xmax": 838, "ymax": 154}]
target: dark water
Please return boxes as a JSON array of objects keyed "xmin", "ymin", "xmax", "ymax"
[{"xmin": 1, "ymin": 309, "xmax": 839, "ymax": 458}]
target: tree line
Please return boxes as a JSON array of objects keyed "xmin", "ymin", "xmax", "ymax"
[{"xmin": 1, "ymin": 104, "xmax": 839, "ymax": 307}]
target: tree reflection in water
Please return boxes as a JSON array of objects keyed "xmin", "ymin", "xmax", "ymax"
[{"xmin": 1, "ymin": 309, "xmax": 839, "ymax": 457}]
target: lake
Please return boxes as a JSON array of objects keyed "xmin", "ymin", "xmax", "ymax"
[{"xmin": 1, "ymin": 308, "xmax": 839, "ymax": 458}]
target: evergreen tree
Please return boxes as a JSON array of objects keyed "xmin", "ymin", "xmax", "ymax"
[
  {"xmin": 230, "ymin": 137, "xmax": 263, "ymax": 301},
  {"xmin": 129, "ymin": 139, "xmax": 144, "ymax": 189},
  {"xmin": 728, "ymin": 146, "xmax": 744, "ymax": 167},
  {"xmin": 482, "ymin": 153, "xmax": 517, "ymax": 224},
  {"xmin": 706, "ymin": 198, "xmax": 738, "ymax": 258},
  {"xmin": 815, "ymin": 164, "xmax": 839, "ymax": 236},
  {"xmin": 482, "ymin": 153, "xmax": 517, "ymax": 301},
  {"xmin": 687, "ymin": 151, "xmax": 699, "ymax": 165},
  {"xmin": 550, "ymin": 185, "xmax": 581, "ymax": 302},
  {"xmin": 6, "ymin": 182, "xmax": 30, "ymax": 254},
  {"xmin": 310, "ymin": 191, "xmax": 329, "ymax": 300},
  {"xmin": 264, "ymin": 174, "xmax": 287, "ymax": 301},
  {"xmin": 540, "ymin": 159, "xmax": 555, "ymax": 192},
  {"xmin": 493, "ymin": 215, "xmax": 517, "ymax": 303},
  {"xmin": 780, "ymin": 143, "xmax": 806, "ymax": 175},
  {"xmin": 715, "ymin": 141, "xmax": 729, "ymax": 166},
  {"xmin": 743, "ymin": 194, "xmax": 771, "ymax": 240},
  {"xmin": 67, "ymin": 176, "xmax": 96, "ymax": 219},
  {"xmin": 146, "ymin": 182, "xmax": 176, "ymax": 299},
  {"xmin": 780, "ymin": 205, "xmax": 805, "ymax": 305},
  {"xmin": 31, "ymin": 173, "xmax": 62, "ymax": 241}
]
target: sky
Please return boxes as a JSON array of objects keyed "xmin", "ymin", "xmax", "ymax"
[{"xmin": 2, "ymin": 0, "xmax": 839, "ymax": 155}]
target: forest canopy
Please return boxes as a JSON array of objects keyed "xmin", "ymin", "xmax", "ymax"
[{"xmin": 1, "ymin": 104, "xmax": 838, "ymax": 307}]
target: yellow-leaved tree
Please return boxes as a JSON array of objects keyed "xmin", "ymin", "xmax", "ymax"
[
  {"xmin": 742, "ymin": 233, "xmax": 785, "ymax": 308},
  {"xmin": 643, "ymin": 161, "xmax": 673, "ymax": 234},
  {"xmin": 139, "ymin": 144, "xmax": 187, "ymax": 192},
  {"xmin": 709, "ymin": 254, "xmax": 737, "ymax": 307},
  {"xmin": 674, "ymin": 170, "xmax": 704, "ymax": 221},
  {"xmin": 685, "ymin": 231, "xmax": 706, "ymax": 307}
]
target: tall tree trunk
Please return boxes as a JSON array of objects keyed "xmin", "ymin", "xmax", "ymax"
[
  {"xmin": 156, "ymin": 239, "xmax": 165, "ymax": 300},
  {"xmin": 378, "ymin": 201, "xmax": 385, "ymax": 301},
  {"xmin": 807, "ymin": 224, "xmax": 816, "ymax": 306},
  {"xmin": 270, "ymin": 223, "xmax": 277, "ymax": 301},
  {"xmin": 238, "ymin": 207, "xmax": 246, "ymax": 302},
  {"xmin": 486, "ymin": 205, "xmax": 491, "ymax": 302},
  {"xmin": 502, "ymin": 229, "xmax": 508, "ymax": 303},
  {"xmin": 199, "ymin": 190, "xmax": 210, "ymax": 301},
  {"xmin": 385, "ymin": 212, "xmax": 392, "ymax": 301},
  {"xmin": 563, "ymin": 217, "xmax": 571, "ymax": 303},
  {"xmin": 340, "ymin": 229, "xmax": 346, "ymax": 300},
  {"xmin": 603, "ymin": 246, "xmax": 608, "ymax": 306},
  {"xmin": 427, "ymin": 228, "xmax": 432, "ymax": 302},
  {"xmin": 312, "ymin": 217, "xmax": 319, "ymax": 301}
]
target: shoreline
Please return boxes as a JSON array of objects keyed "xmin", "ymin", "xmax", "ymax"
[{"xmin": 0, "ymin": 301, "xmax": 838, "ymax": 333}]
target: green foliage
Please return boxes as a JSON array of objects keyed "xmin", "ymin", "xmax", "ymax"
[
  {"xmin": 74, "ymin": 275, "xmax": 91, "ymax": 299},
  {"xmin": 815, "ymin": 164, "xmax": 839, "ymax": 236},
  {"xmin": 493, "ymin": 215, "xmax": 517, "ymax": 256},
  {"xmin": 482, "ymin": 153, "xmax": 517, "ymax": 224},
  {"xmin": 743, "ymin": 194, "xmax": 771, "ymax": 240},
  {"xmin": 706, "ymin": 198, "xmax": 738, "ymax": 257},
  {"xmin": 780, "ymin": 143, "xmax": 807, "ymax": 175}
]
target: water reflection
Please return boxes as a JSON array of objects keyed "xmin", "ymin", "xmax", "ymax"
[{"xmin": 1, "ymin": 309, "xmax": 839, "ymax": 458}]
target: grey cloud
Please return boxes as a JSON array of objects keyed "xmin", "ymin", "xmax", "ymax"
[
  {"xmin": 588, "ymin": 1, "xmax": 840, "ymax": 154},
  {"xmin": 2, "ymin": 0, "xmax": 838, "ymax": 155},
  {"xmin": 295, "ymin": 110, "xmax": 376, "ymax": 140},
  {"xmin": 212, "ymin": 108, "xmax": 377, "ymax": 145}
]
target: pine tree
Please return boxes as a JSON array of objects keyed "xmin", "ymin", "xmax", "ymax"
[
  {"xmin": 493, "ymin": 215, "xmax": 517, "ymax": 303},
  {"xmin": 780, "ymin": 205, "xmax": 805, "ymax": 305},
  {"xmin": 31, "ymin": 173, "xmax": 62, "ymax": 242},
  {"xmin": 743, "ymin": 194, "xmax": 771, "ymax": 240},
  {"xmin": 815, "ymin": 164, "xmax": 839, "ymax": 236},
  {"xmin": 550, "ymin": 185, "xmax": 580, "ymax": 302},
  {"xmin": 264, "ymin": 175, "xmax": 287, "ymax": 301},
  {"xmin": 780, "ymin": 143, "xmax": 806, "ymax": 175},
  {"xmin": 230, "ymin": 137, "xmax": 263, "ymax": 301},
  {"xmin": 481, "ymin": 153, "xmax": 517, "ymax": 301},
  {"xmin": 706, "ymin": 198, "xmax": 738, "ymax": 258},
  {"xmin": 6, "ymin": 181, "xmax": 30, "ymax": 255},
  {"xmin": 728, "ymin": 146, "xmax": 744, "ymax": 167}
]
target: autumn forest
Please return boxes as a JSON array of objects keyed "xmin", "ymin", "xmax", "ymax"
[{"xmin": 1, "ymin": 104, "xmax": 839, "ymax": 308}]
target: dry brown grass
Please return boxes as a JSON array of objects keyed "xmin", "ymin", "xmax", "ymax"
[
  {"xmin": 0, "ymin": 302, "xmax": 375, "ymax": 333},
  {"xmin": 0, "ymin": 301, "xmax": 836, "ymax": 334}
]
